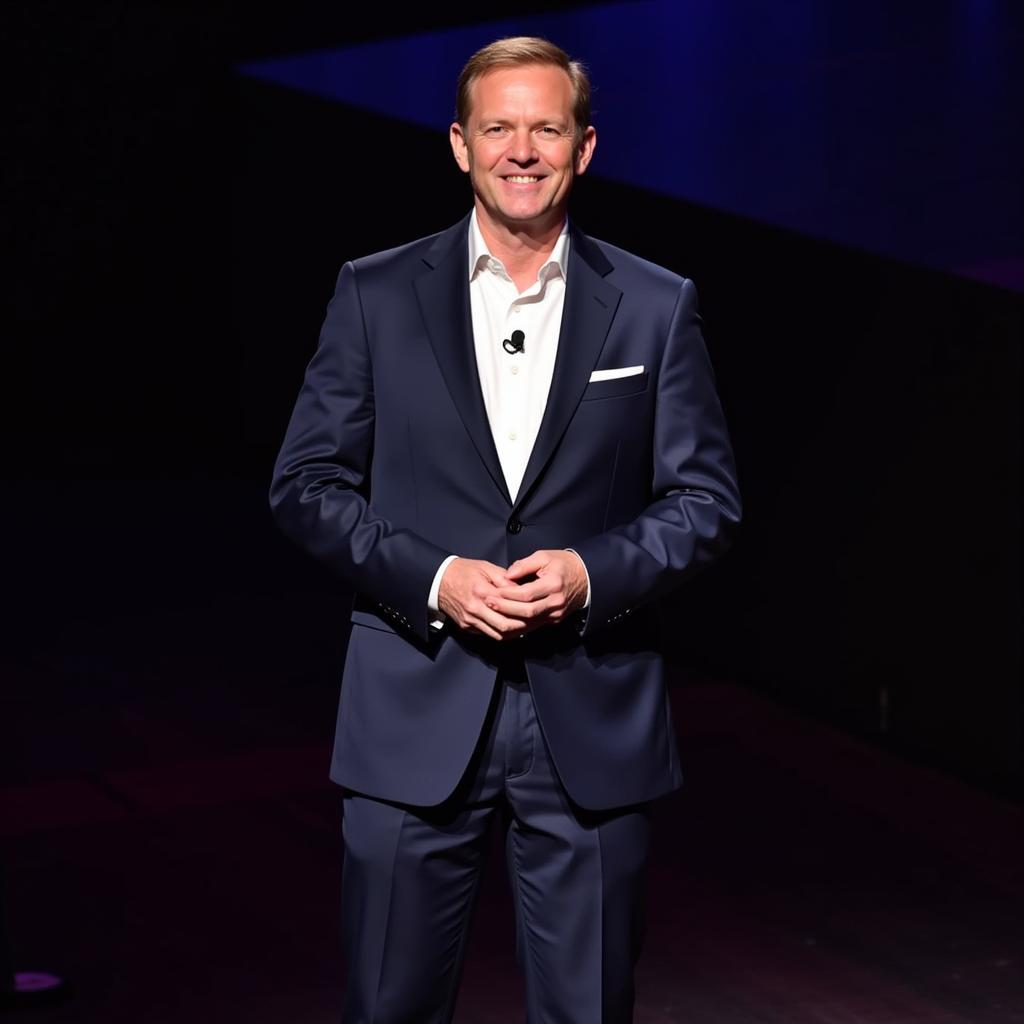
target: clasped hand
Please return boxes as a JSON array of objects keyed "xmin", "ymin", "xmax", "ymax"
[{"xmin": 437, "ymin": 550, "xmax": 587, "ymax": 641}]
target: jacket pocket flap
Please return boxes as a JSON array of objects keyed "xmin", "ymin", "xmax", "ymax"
[{"xmin": 350, "ymin": 609, "xmax": 398, "ymax": 634}]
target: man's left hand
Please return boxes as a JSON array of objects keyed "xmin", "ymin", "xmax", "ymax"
[{"xmin": 486, "ymin": 549, "xmax": 588, "ymax": 634}]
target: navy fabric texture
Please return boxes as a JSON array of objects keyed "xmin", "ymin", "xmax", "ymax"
[
  {"xmin": 269, "ymin": 214, "xmax": 741, "ymax": 811},
  {"xmin": 340, "ymin": 669, "xmax": 651, "ymax": 1024}
]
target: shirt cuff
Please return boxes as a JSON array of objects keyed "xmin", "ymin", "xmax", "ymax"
[{"xmin": 428, "ymin": 555, "xmax": 459, "ymax": 630}]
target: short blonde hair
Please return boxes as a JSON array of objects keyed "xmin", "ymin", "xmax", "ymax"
[{"xmin": 455, "ymin": 36, "xmax": 591, "ymax": 148}]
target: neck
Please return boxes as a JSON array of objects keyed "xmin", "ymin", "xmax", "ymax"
[{"xmin": 474, "ymin": 204, "xmax": 565, "ymax": 291}]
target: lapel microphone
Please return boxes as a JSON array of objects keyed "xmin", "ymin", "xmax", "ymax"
[{"xmin": 502, "ymin": 330, "xmax": 526, "ymax": 354}]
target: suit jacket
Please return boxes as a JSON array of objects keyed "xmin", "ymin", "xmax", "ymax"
[{"xmin": 270, "ymin": 213, "xmax": 741, "ymax": 811}]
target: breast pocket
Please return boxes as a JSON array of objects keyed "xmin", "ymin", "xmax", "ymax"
[{"xmin": 581, "ymin": 371, "xmax": 649, "ymax": 402}]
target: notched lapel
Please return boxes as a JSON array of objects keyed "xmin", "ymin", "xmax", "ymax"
[
  {"xmin": 514, "ymin": 230, "xmax": 622, "ymax": 508},
  {"xmin": 414, "ymin": 219, "xmax": 513, "ymax": 507}
]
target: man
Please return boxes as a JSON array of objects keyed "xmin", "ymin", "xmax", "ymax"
[{"xmin": 270, "ymin": 36, "xmax": 740, "ymax": 1024}]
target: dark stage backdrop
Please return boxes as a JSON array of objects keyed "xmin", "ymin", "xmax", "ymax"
[{"xmin": 7, "ymin": 3, "xmax": 1021, "ymax": 796}]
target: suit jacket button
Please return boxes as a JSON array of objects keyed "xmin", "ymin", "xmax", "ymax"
[{"xmin": 507, "ymin": 518, "xmax": 523, "ymax": 535}]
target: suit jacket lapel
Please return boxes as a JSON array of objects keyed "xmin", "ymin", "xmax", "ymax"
[
  {"xmin": 414, "ymin": 216, "xmax": 513, "ymax": 507},
  {"xmin": 514, "ymin": 226, "xmax": 622, "ymax": 510}
]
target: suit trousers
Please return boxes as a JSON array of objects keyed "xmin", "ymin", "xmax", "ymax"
[{"xmin": 339, "ymin": 658, "xmax": 652, "ymax": 1024}]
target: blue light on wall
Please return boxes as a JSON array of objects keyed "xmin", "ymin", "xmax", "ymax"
[{"xmin": 238, "ymin": 1, "xmax": 1023, "ymax": 291}]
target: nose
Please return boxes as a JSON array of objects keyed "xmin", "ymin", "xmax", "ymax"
[{"xmin": 506, "ymin": 127, "xmax": 537, "ymax": 165}]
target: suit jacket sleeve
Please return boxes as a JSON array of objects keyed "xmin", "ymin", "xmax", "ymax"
[
  {"xmin": 571, "ymin": 278, "xmax": 741, "ymax": 635},
  {"xmin": 269, "ymin": 261, "xmax": 449, "ymax": 641}
]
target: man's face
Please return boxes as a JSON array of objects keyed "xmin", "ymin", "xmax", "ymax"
[{"xmin": 450, "ymin": 63, "xmax": 596, "ymax": 234}]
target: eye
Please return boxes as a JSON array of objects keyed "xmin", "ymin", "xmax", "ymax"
[
  {"xmin": 482, "ymin": 125, "xmax": 509, "ymax": 136},
  {"xmin": 537, "ymin": 126, "xmax": 561, "ymax": 137}
]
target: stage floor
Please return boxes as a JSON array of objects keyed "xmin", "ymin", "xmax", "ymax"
[{"xmin": 2, "ymin": 530, "xmax": 1021, "ymax": 1022}]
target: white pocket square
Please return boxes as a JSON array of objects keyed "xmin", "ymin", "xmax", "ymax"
[{"xmin": 589, "ymin": 365, "xmax": 645, "ymax": 382}]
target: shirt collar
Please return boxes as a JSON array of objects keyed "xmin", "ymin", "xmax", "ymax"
[{"xmin": 468, "ymin": 208, "xmax": 570, "ymax": 283}]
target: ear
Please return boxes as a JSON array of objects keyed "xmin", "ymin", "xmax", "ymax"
[
  {"xmin": 574, "ymin": 125, "xmax": 597, "ymax": 176},
  {"xmin": 449, "ymin": 121, "xmax": 471, "ymax": 173}
]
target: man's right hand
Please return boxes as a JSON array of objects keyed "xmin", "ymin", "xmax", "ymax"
[{"xmin": 438, "ymin": 558, "xmax": 526, "ymax": 641}]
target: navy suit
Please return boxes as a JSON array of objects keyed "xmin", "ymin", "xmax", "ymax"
[{"xmin": 270, "ymin": 213, "xmax": 740, "ymax": 1021}]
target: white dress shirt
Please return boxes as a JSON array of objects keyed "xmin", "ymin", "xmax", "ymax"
[
  {"xmin": 427, "ymin": 211, "xmax": 590, "ymax": 626},
  {"xmin": 467, "ymin": 209, "xmax": 569, "ymax": 502}
]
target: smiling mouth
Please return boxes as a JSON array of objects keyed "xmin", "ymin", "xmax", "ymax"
[{"xmin": 503, "ymin": 175, "xmax": 542, "ymax": 184}]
